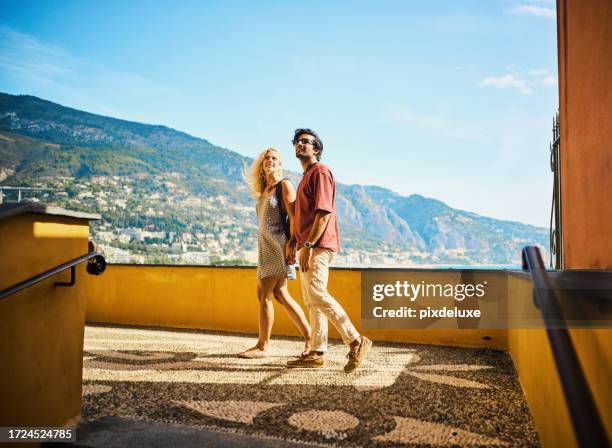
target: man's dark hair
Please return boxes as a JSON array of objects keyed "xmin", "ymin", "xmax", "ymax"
[{"xmin": 292, "ymin": 128, "xmax": 323, "ymax": 161}]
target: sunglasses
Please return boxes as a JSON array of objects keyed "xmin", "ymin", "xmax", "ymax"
[{"xmin": 294, "ymin": 138, "xmax": 316, "ymax": 146}]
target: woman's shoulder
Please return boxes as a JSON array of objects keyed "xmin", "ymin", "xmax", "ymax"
[{"xmin": 280, "ymin": 178, "xmax": 295, "ymax": 191}]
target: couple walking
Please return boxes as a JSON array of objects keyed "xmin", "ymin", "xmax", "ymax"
[{"xmin": 239, "ymin": 128, "xmax": 372, "ymax": 373}]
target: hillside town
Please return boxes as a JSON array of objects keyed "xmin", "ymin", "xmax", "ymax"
[{"xmin": 1, "ymin": 174, "xmax": 426, "ymax": 267}]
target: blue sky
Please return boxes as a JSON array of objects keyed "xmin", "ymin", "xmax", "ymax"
[{"xmin": 0, "ymin": 0, "xmax": 558, "ymax": 226}]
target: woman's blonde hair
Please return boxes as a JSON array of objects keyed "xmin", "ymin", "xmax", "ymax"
[{"xmin": 244, "ymin": 147, "xmax": 283, "ymax": 198}]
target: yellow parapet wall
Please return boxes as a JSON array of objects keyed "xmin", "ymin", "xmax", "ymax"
[
  {"xmin": 84, "ymin": 264, "xmax": 507, "ymax": 349},
  {"xmin": 507, "ymin": 275, "xmax": 612, "ymax": 447},
  {"xmin": 0, "ymin": 211, "xmax": 94, "ymax": 428}
]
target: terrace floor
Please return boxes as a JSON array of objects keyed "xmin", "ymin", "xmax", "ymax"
[{"xmin": 76, "ymin": 324, "xmax": 539, "ymax": 447}]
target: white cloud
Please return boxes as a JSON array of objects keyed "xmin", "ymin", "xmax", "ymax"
[
  {"xmin": 541, "ymin": 76, "xmax": 558, "ymax": 87},
  {"xmin": 0, "ymin": 26, "xmax": 82, "ymax": 86},
  {"xmin": 479, "ymin": 74, "xmax": 532, "ymax": 94},
  {"xmin": 479, "ymin": 66, "xmax": 558, "ymax": 95},
  {"xmin": 508, "ymin": 4, "xmax": 556, "ymax": 19}
]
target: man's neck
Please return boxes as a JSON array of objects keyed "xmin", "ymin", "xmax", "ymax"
[{"xmin": 299, "ymin": 157, "xmax": 318, "ymax": 172}]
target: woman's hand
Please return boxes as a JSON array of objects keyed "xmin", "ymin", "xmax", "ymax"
[{"xmin": 285, "ymin": 241, "xmax": 296, "ymax": 265}]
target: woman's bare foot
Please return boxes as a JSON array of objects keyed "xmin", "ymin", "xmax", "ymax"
[
  {"xmin": 237, "ymin": 346, "xmax": 269, "ymax": 359},
  {"xmin": 301, "ymin": 339, "xmax": 312, "ymax": 357}
]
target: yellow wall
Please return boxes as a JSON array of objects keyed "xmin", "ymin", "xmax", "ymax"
[
  {"xmin": 507, "ymin": 275, "xmax": 612, "ymax": 447},
  {"xmin": 0, "ymin": 213, "xmax": 90, "ymax": 428},
  {"xmin": 84, "ymin": 264, "xmax": 507, "ymax": 349}
]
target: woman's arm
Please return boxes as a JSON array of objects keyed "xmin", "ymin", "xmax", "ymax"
[
  {"xmin": 281, "ymin": 179, "xmax": 297, "ymax": 263},
  {"xmin": 281, "ymin": 180, "xmax": 296, "ymax": 239}
]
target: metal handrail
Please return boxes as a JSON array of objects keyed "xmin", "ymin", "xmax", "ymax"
[
  {"xmin": 521, "ymin": 246, "xmax": 609, "ymax": 448},
  {"xmin": 0, "ymin": 252, "xmax": 106, "ymax": 301}
]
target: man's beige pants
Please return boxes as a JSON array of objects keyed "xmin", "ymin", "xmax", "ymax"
[{"xmin": 299, "ymin": 248, "xmax": 360, "ymax": 352}]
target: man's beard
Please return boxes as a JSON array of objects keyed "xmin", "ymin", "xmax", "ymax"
[
  {"xmin": 296, "ymin": 150, "xmax": 316, "ymax": 162},
  {"xmin": 296, "ymin": 152, "xmax": 311, "ymax": 162}
]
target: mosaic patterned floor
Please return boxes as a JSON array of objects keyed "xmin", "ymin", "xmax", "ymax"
[{"xmin": 81, "ymin": 325, "xmax": 539, "ymax": 447}]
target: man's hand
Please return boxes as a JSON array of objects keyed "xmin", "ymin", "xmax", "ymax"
[
  {"xmin": 285, "ymin": 241, "xmax": 296, "ymax": 265},
  {"xmin": 299, "ymin": 247, "xmax": 312, "ymax": 273}
]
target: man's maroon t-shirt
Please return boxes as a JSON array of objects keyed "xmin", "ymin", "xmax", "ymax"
[{"xmin": 295, "ymin": 163, "xmax": 341, "ymax": 252}]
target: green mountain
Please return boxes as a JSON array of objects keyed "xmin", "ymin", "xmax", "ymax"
[
  {"xmin": 0, "ymin": 92, "xmax": 548, "ymax": 265},
  {"xmin": 0, "ymin": 93, "xmax": 247, "ymax": 198}
]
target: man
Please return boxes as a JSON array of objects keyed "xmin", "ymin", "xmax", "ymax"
[{"xmin": 286, "ymin": 128, "xmax": 372, "ymax": 372}]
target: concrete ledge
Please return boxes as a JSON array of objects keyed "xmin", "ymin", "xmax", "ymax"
[{"xmin": 0, "ymin": 202, "xmax": 101, "ymax": 221}]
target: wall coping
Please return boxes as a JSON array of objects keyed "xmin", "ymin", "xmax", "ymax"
[
  {"xmin": 0, "ymin": 202, "xmax": 101, "ymax": 222},
  {"xmin": 107, "ymin": 263, "xmax": 528, "ymax": 273}
]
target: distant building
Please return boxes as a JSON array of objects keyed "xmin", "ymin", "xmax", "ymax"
[
  {"xmin": 241, "ymin": 250, "xmax": 258, "ymax": 264},
  {"xmin": 181, "ymin": 252, "xmax": 211, "ymax": 265},
  {"xmin": 96, "ymin": 231, "xmax": 114, "ymax": 242},
  {"xmin": 98, "ymin": 245, "xmax": 131, "ymax": 264}
]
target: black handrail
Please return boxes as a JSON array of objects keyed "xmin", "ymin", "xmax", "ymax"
[
  {"xmin": 521, "ymin": 246, "xmax": 609, "ymax": 448},
  {"xmin": 0, "ymin": 252, "xmax": 106, "ymax": 301}
]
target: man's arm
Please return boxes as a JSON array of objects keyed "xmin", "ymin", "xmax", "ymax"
[
  {"xmin": 305, "ymin": 211, "xmax": 331, "ymax": 247},
  {"xmin": 299, "ymin": 210, "xmax": 331, "ymax": 272}
]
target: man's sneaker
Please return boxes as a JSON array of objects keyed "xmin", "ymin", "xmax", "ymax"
[
  {"xmin": 344, "ymin": 336, "xmax": 372, "ymax": 373},
  {"xmin": 286, "ymin": 352, "xmax": 325, "ymax": 368}
]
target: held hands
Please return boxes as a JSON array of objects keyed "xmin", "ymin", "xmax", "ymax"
[
  {"xmin": 285, "ymin": 241, "xmax": 297, "ymax": 265},
  {"xmin": 299, "ymin": 247, "xmax": 313, "ymax": 273}
]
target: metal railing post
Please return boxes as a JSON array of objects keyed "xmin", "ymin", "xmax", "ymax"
[{"xmin": 522, "ymin": 246, "xmax": 608, "ymax": 447}]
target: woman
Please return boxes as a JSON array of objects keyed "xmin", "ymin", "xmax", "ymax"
[{"xmin": 238, "ymin": 147, "xmax": 311, "ymax": 358}]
